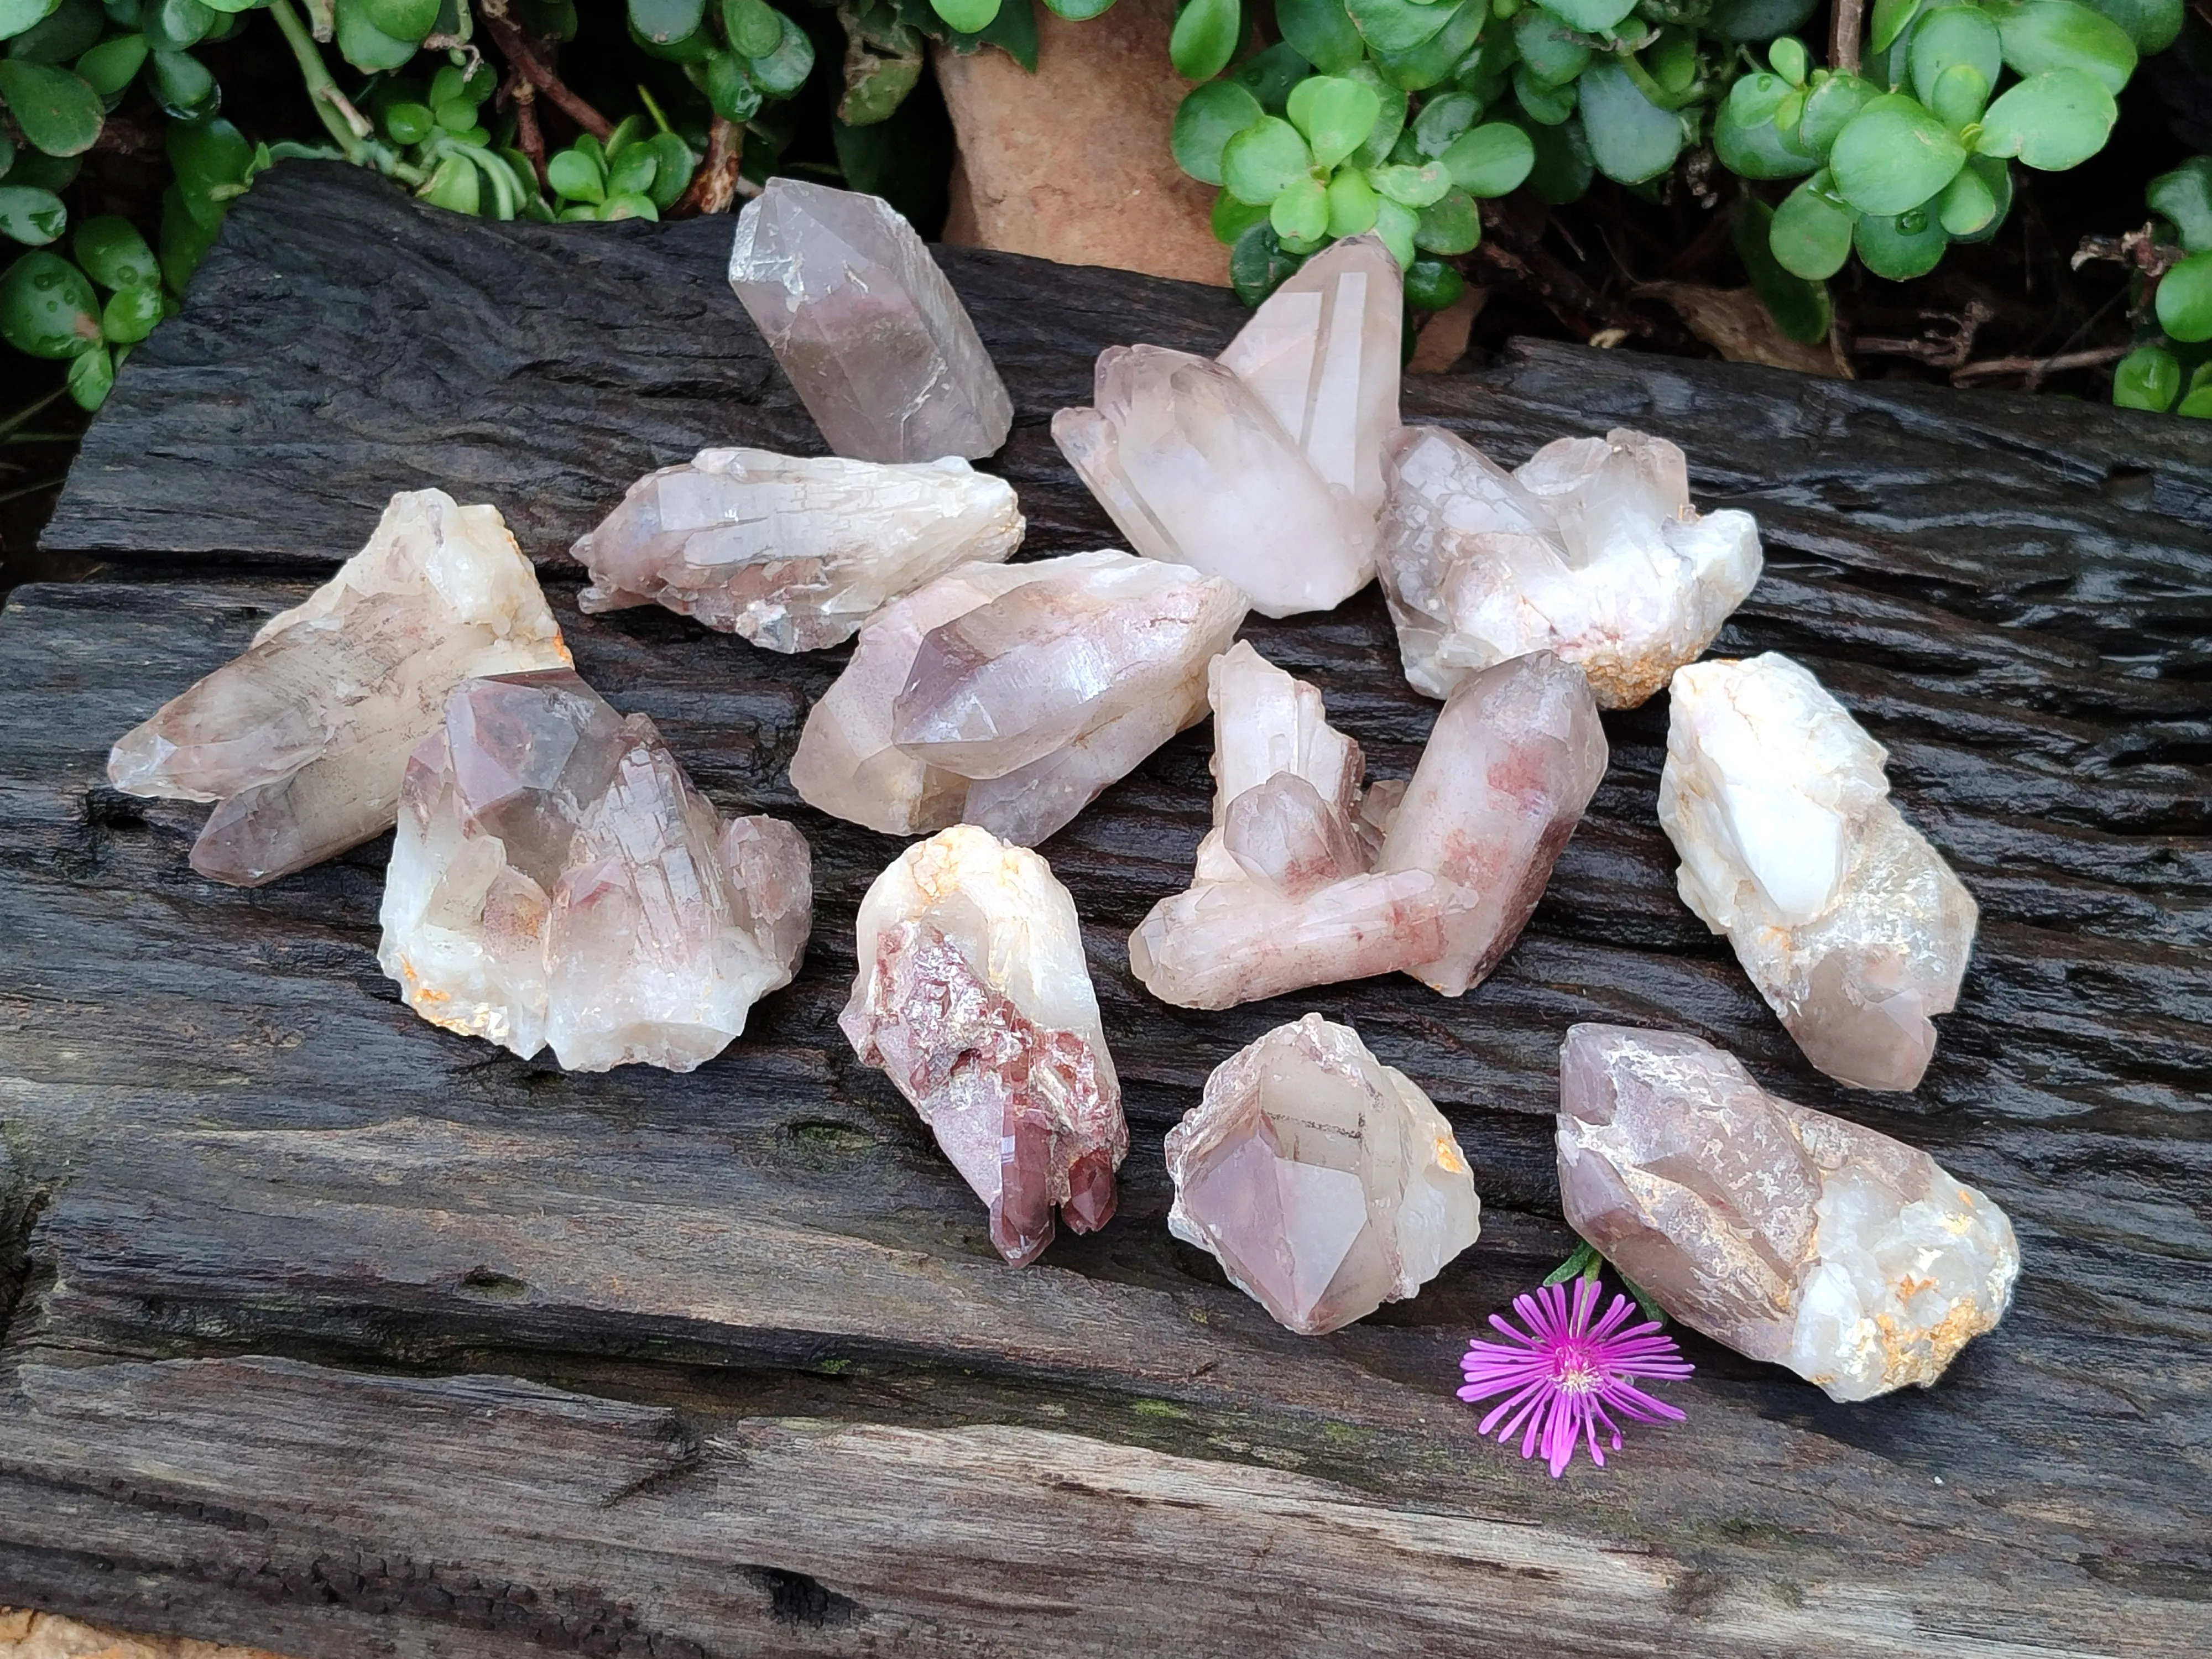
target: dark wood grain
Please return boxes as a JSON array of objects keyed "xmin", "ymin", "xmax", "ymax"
[{"xmin": 3, "ymin": 161, "xmax": 2209, "ymax": 1658}]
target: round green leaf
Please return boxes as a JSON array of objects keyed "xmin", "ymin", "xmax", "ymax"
[
  {"xmin": 1441, "ymin": 122, "xmax": 1533, "ymax": 196},
  {"xmin": 100, "ymin": 278, "xmax": 161, "ymax": 342},
  {"xmin": 1233, "ymin": 40, "xmax": 1314, "ymax": 115},
  {"xmin": 0, "ymin": 59, "xmax": 103, "ymax": 156},
  {"xmin": 1343, "ymin": 0, "xmax": 1453, "ymax": 54},
  {"xmin": 1514, "ymin": 65, "xmax": 1575, "ymax": 126},
  {"xmin": 545, "ymin": 148, "xmax": 604, "ymax": 204},
  {"xmin": 1326, "ymin": 165, "xmax": 1379, "ymax": 235},
  {"xmin": 1222, "ymin": 116, "xmax": 1312, "ymax": 205},
  {"xmin": 1714, "ymin": 72, "xmax": 1818, "ymax": 178},
  {"xmin": 72, "ymin": 215, "xmax": 158, "ymax": 288},
  {"xmin": 601, "ymin": 192, "xmax": 659, "ymax": 221},
  {"xmin": 1037, "ymin": 0, "xmax": 1118, "ymax": 12},
  {"xmin": 1169, "ymin": 0, "xmax": 1239, "ymax": 81},
  {"xmin": 200, "ymin": 0, "xmax": 267, "ymax": 11},
  {"xmin": 1829, "ymin": 93, "xmax": 1965, "ymax": 215},
  {"xmin": 156, "ymin": 182, "xmax": 217, "ymax": 291},
  {"xmin": 2081, "ymin": 0, "xmax": 2181, "ymax": 52},
  {"xmin": 12, "ymin": 0, "xmax": 103, "ymax": 61},
  {"xmin": 1854, "ymin": 206, "xmax": 1948, "ymax": 279},
  {"xmin": 1404, "ymin": 255, "xmax": 1463, "ymax": 309},
  {"xmin": 1927, "ymin": 61, "xmax": 1988, "ymax": 130},
  {"xmin": 2179, "ymin": 386, "xmax": 2212, "ymax": 419},
  {"xmin": 703, "ymin": 50, "xmax": 763, "ymax": 122},
  {"xmin": 1373, "ymin": 195, "xmax": 1418, "ymax": 268},
  {"xmin": 0, "ymin": 185, "xmax": 66, "ymax": 245},
  {"xmin": 1771, "ymin": 171, "xmax": 1855, "ymax": 278},
  {"xmin": 608, "ymin": 145, "xmax": 658, "ymax": 199},
  {"xmin": 1949, "ymin": 153, "xmax": 2013, "ymax": 242},
  {"xmin": 1937, "ymin": 156, "xmax": 1996, "ymax": 234},
  {"xmin": 1996, "ymin": 1, "xmax": 2135, "ymax": 95},
  {"xmin": 1513, "ymin": 7, "xmax": 1590, "ymax": 88},
  {"xmin": 1731, "ymin": 196, "xmax": 1832, "ymax": 343},
  {"xmin": 67, "ymin": 338, "xmax": 113, "ymax": 408},
  {"xmin": 1797, "ymin": 73, "xmax": 1877, "ymax": 156},
  {"xmin": 1343, "ymin": 63, "xmax": 1406, "ymax": 166},
  {"xmin": 2148, "ymin": 158, "xmax": 2212, "ymax": 257},
  {"xmin": 0, "ymin": 249, "xmax": 100, "ymax": 357},
  {"xmin": 1577, "ymin": 61, "xmax": 1683, "ymax": 186},
  {"xmin": 1276, "ymin": 0, "xmax": 1364, "ymax": 72},
  {"xmin": 1172, "ymin": 81, "xmax": 1264, "ymax": 185},
  {"xmin": 722, "ymin": 0, "xmax": 784, "ymax": 55},
  {"xmin": 168, "ymin": 113, "xmax": 250, "ymax": 195},
  {"xmin": 420, "ymin": 153, "xmax": 481, "ymax": 215},
  {"xmin": 1411, "ymin": 91, "xmax": 1479, "ymax": 157},
  {"xmin": 1270, "ymin": 174, "xmax": 1329, "ymax": 242},
  {"xmin": 1369, "ymin": 0, "xmax": 1481, "ymax": 91},
  {"xmin": 1540, "ymin": 0, "xmax": 1635, "ymax": 29},
  {"xmin": 331, "ymin": 0, "xmax": 419, "ymax": 71},
  {"xmin": 2110, "ymin": 346, "xmax": 2179, "ymax": 411},
  {"xmin": 1520, "ymin": 112, "xmax": 1594, "ymax": 203},
  {"xmin": 0, "ymin": 0, "xmax": 65, "ymax": 38},
  {"xmin": 1229, "ymin": 222, "xmax": 1302, "ymax": 306},
  {"xmin": 1908, "ymin": 7, "xmax": 2000, "ymax": 107},
  {"xmin": 383, "ymin": 100, "xmax": 434, "ymax": 145},
  {"xmin": 140, "ymin": 0, "xmax": 215, "ymax": 53},
  {"xmin": 643, "ymin": 132, "xmax": 696, "ymax": 211},
  {"xmin": 1286, "ymin": 75, "xmax": 1381, "ymax": 170},
  {"xmin": 1368, "ymin": 159, "xmax": 1451, "ymax": 206},
  {"xmin": 1870, "ymin": 0, "xmax": 1924, "ymax": 50},
  {"xmin": 148, "ymin": 48, "xmax": 216, "ymax": 118},
  {"xmin": 1974, "ymin": 70, "xmax": 2116, "ymax": 171},
  {"xmin": 2156, "ymin": 252, "xmax": 2212, "ymax": 344},
  {"xmin": 932, "ymin": 0, "xmax": 1000, "ymax": 28},
  {"xmin": 1413, "ymin": 186, "xmax": 1479, "ymax": 254},
  {"xmin": 74, "ymin": 32, "xmax": 149, "ymax": 97},
  {"xmin": 1768, "ymin": 34, "xmax": 1809, "ymax": 85},
  {"xmin": 363, "ymin": 0, "xmax": 438, "ymax": 37},
  {"xmin": 1212, "ymin": 187, "xmax": 1270, "ymax": 244},
  {"xmin": 746, "ymin": 12, "xmax": 812, "ymax": 96}
]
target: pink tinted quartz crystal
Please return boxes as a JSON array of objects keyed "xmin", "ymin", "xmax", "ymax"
[
  {"xmin": 727, "ymin": 178, "xmax": 1012, "ymax": 463},
  {"xmin": 789, "ymin": 549, "xmax": 1248, "ymax": 846},
  {"xmin": 571, "ymin": 448, "xmax": 1024, "ymax": 650},
  {"xmin": 1129, "ymin": 642, "xmax": 1606, "ymax": 1009},
  {"xmin": 1659, "ymin": 652, "xmax": 1978, "ymax": 1092},
  {"xmin": 108, "ymin": 490, "xmax": 570, "ymax": 886},
  {"xmin": 1166, "ymin": 1013, "xmax": 1480, "ymax": 1335},
  {"xmin": 379, "ymin": 669, "xmax": 811, "ymax": 1072},
  {"xmin": 842, "ymin": 826, "xmax": 1126, "ymax": 1266},
  {"xmin": 1557, "ymin": 1024, "xmax": 2018, "ymax": 1401}
]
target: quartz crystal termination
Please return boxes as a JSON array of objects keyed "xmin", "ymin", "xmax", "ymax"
[
  {"xmin": 1129, "ymin": 643, "xmax": 1606, "ymax": 1009},
  {"xmin": 843, "ymin": 825, "xmax": 1126, "ymax": 1266},
  {"xmin": 1557, "ymin": 1024, "xmax": 2018, "ymax": 1402},
  {"xmin": 1376, "ymin": 425, "xmax": 1762, "ymax": 707},
  {"xmin": 379, "ymin": 669, "xmax": 811, "ymax": 1072},
  {"xmin": 572, "ymin": 448, "xmax": 1024, "ymax": 650},
  {"xmin": 108, "ymin": 490, "xmax": 570, "ymax": 886},
  {"xmin": 1167, "ymin": 1013, "xmax": 1480, "ymax": 1335},
  {"xmin": 728, "ymin": 178, "xmax": 1013, "ymax": 463},
  {"xmin": 790, "ymin": 549, "xmax": 1248, "ymax": 846},
  {"xmin": 1660, "ymin": 652, "xmax": 1978, "ymax": 1092}
]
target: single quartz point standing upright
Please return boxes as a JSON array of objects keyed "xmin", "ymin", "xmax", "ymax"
[
  {"xmin": 1376, "ymin": 424, "xmax": 1764, "ymax": 706},
  {"xmin": 379, "ymin": 668, "xmax": 811, "ymax": 1072},
  {"xmin": 728, "ymin": 178, "xmax": 1013, "ymax": 462},
  {"xmin": 790, "ymin": 549, "xmax": 1248, "ymax": 845},
  {"xmin": 108, "ymin": 490, "xmax": 570, "ymax": 886},
  {"xmin": 1556, "ymin": 1024, "xmax": 2018, "ymax": 1402},
  {"xmin": 842, "ymin": 825, "xmax": 1126, "ymax": 1266},
  {"xmin": 1660, "ymin": 652, "xmax": 1978, "ymax": 1092},
  {"xmin": 572, "ymin": 448, "xmax": 1024, "ymax": 650},
  {"xmin": 1129, "ymin": 643, "xmax": 1606, "ymax": 1009},
  {"xmin": 1166, "ymin": 1013, "xmax": 1480, "ymax": 1335}
]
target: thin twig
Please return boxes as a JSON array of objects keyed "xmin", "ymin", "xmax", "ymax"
[
  {"xmin": 0, "ymin": 477, "xmax": 64, "ymax": 508},
  {"xmin": 507, "ymin": 69, "xmax": 546, "ymax": 185},
  {"xmin": 1849, "ymin": 300, "xmax": 1994, "ymax": 369},
  {"xmin": 2073, "ymin": 224, "xmax": 2187, "ymax": 279},
  {"xmin": 0, "ymin": 388, "xmax": 70, "ymax": 440},
  {"xmin": 1951, "ymin": 345, "xmax": 2130, "ymax": 388},
  {"xmin": 478, "ymin": 0, "xmax": 613, "ymax": 141},
  {"xmin": 677, "ymin": 117, "xmax": 749, "ymax": 215},
  {"xmin": 1829, "ymin": 0, "xmax": 1866, "ymax": 75}
]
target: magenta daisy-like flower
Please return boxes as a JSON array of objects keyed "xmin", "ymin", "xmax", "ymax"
[{"xmin": 1458, "ymin": 1276, "xmax": 1693, "ymax": 1477}]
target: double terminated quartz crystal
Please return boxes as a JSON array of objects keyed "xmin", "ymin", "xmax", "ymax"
[
  {"xmin": 843, "ymin": 826, "xmax": 1126, "ymax": 1266},
  {"xmin": 1130, "ymin": 641, "xmax": 1606, "ymax": 1009},
  {"xmin": 1378, "ymin": 425, "xmax": 1763, "ymax": 707},
  {"xmin": 791, "ymin": 550, "xmax": 1248, "ymax": 846},
  {"xmin": 109, "ymin": 490, "xmax": 570, "ymax": 886},
  {"xmin": 1167, "ymin": 1014, "xmax": 1481, "ymax": 1335},
  {"xmin": 729, "ymin": 178, "xmax": 1012, "ymax": 463},
  {"xmin": 1661, "ymin": 653, "xmax": 1978, "ymax": 1092},
  {"xmin": 1558, "ymin": 1024, "xmax": 2017, "ymax": 1401},
  {"xmin": 572, "ymin": 448, "xmax": 1024, "ymax": 650},
  {"xmin": 380, "ymin": 669, "xmax": 811, "ymax": 1072}
]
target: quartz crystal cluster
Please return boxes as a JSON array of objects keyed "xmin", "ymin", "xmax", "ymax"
[
  {"xmin": 728, "ymin": 178, "xmax": 1013, "ymax": 463},
  {"xmin": 842, "ymin": 826, "xmax": 1126, "ymax": 1266},
  {"xmin": 108, "ymin": 489, "xmax": 570, "ymax": 886},
  {"xmin": 572, "ymin": 448, "xmax": 1024, "ymax": 650},
  {"xmin": 1129, "ymin": 643, "xmax": 1606, "ymax": 1009},
  {"xmin": 1660, "ymin": 653, "xmax": 1978, "ymax": 1092},
  {"xmin": 379, "ymin": 669, "xmax": 811, "ymax": 1072},
  {"xmin": 1166, "ymin": 1013, "xmax": 1480, "ymax": 1335},
  {"xmin": 790, "ymin": 549, "xmax": 1248, "ymax": 846},
  {"xmin": 1052, "ymin": 236, "xmax": 1401, "ymax": 618},
  {"xmin": 1556, "ymin": 1024, "xmax": 2017, "ymax": 1401},
  {"xmin": 1377, "ymin": 424, "xmax": 1763, "ymax": 706}
]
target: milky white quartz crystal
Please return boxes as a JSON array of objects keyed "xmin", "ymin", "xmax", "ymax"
[
  {"xmin": 789, "ymin": 549, "xmax": 1248, "ymax": 846},
  {"xmin": 1557, "ymin": 1023, "xmax": 2017, "ymax": 1402},
  {"xmin": 571, "ymin": 448, "xmax": 1024, "ymax": 650},
  {"xmin": 1167, "ymin": 1013, "xmax": 1480, "ymax": 1335},
  {"xmin": 379, "ymin": 668, "xmax": 811, "ymax": 1072},
  {"xmin": 842, "ymin": 825, "xmax": 1126, "ymax": 1266},
  {"xmin": 1376, "ymin": 424, "xmax": 1763, "ymax": 707},
  {"xmin": 1129, "ymin": 643, "xmax": 1606, "ymax": 1009},
  {"xmin": 1660, "ymin": 652, "xmax": 1978, "ymax": 1093},
  {"xmin": 108, "ymin": 490, "xmax": 570, "ymax": 886},
  {"xmin": 728, "ymin": 178, "xmax": 1012, "ymax": 463}
]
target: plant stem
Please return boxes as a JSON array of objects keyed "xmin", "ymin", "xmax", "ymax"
[
  {"xmin": 478, "ymin": 0, "xmax": 614, "ymax": 140},
  {"xmin": 0, "ymin": 388, "xmax": 70, "ymax": 441},
  {"xmin": 269, "ymin": 0, "xmax": 373, "ymax": 160},
  {"xmin": 1829, "ymin": 0, "xmax": 1866, "ymax": 75}
]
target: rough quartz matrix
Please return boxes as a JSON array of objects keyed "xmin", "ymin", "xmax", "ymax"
[
  {"xmin": 108, "ymin": 489, "xmax": 570, "ymax": 887},
  {"xmin": 1377, "ymin": 424, "xmax": 1763, "ymax": 707},
  {"xmin": 1166, "ymin": 1013, "xmax": 1480, "ymax": 1335},
  {"xmin": 1660, "ymin": 652, "xmax": 1978, "ymax": 1093},
  {"xmin": 1557, "ymin": 1024, "xmax": 2018, "ymax": 1402},
  {"xmin": 572, "ymin": 448, "xmax": 1024, "ymax": 650},
  {"xmin": 790, "ymin": 549, "xmax": 1248, "ymax": 846},
  {"xmin": 728, "ymin": 178, "xmax": 1013, "ymax": 463},
  {"xmin": 379, "ymin": 669, "xmax": 811, "ymax": 1073},
  {"xmin": 1129, "ymin": 643, "xmax": 1606, "ymax": 1009},
  {"xmin": 842, "ymin": 825, "xmax": 1127, "ymax": 1266}
]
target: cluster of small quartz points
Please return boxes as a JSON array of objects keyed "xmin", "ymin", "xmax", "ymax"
[
  {"xmin": 790, "ymin": 549, "xmax": 1248, "ymax": 846},
  {"xmin": 1660, "ymin": 652, "xmax": 1979, "ymax": 1092},
  {"xmin": 841, "ymin": 825, "xmax": 1127, "ymax": 1265},
  {"xmin": 571, "ymin": 448, "xmax": 1024, "ymax": 650},
  {"xmin": 380, "ymin": 668, "xmax": 811, "ymax": 1072},
  {"xmin": 1556, "ymin": 1024, "xmax": 2017, "ymax": 1401},
  {"xmin": 1129, "ymin": 641, "xmax": 1607, "ymax": 1009},
  {"xmin": 1166, "ymin": 1013, "xmax": 1481, "ymax": 1335}
]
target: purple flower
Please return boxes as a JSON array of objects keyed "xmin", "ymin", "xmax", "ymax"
[{"xmin": 1458, "ymin": 1276, "xmax": 1693, "ymax": 1477}]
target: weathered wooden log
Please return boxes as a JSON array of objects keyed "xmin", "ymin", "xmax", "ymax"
[{"xmin": 2, "ymin": 161, "xmax": 2208, "ymax": 1658}]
